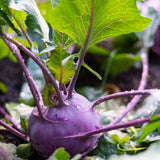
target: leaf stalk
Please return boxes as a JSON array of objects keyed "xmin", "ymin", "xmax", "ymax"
[
  {"xmin": 91, "ymin": 89, "xmax": 152, "ymax": 108},
  {"xmin": 111, "ymin": 47, "xmax": 149, "ymax": 125},
  {"xmin": 0, "ymin": 34, "xmax": 65, "ymax": 106},
  {"xmin": 62, "ymin": 115, "xmax": 160, "ymax": 139},
  {"xmin": 67, "ymin": 0, "xmax": 94, "ymax": 98},
  {"xmin": 0, "ymin": 120, "xmax": 27, "ymax": 141},
  {"xmin": 4, "ymin": 38, "xmax": 45, "ymax": 119}
]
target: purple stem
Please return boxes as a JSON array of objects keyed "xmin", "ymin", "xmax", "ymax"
[
  {"xmin": 111, "ymin": 48, "xmax": 148, "ymax": 125},
  {"xmin": 0, "ymin": 34, "xmax": 65, "ymax": 106},
  {"xmin": 68, "ymin": 43, "xmax": 76, "ymax": 53},
  {"xmin": 91, "ymin": 89, "xmax": 152, "ymax": 108},
  {"xmin": 4, "ymin": 39, "xmax": 45, "ymax": 119},
  {"xmin": 63, "ymin": 115, "xmax": 157, "ymax": 139},
  {"xmin": 0, "ymin": 120, "xmax": 27, "ymax": 141},
  {"xmin": 0, "ymin": 107, "xmax": 23, "ymax": 132},
  {"xmin": 67, "ymin": 0, "xmax": 94, "ymax": 98}
]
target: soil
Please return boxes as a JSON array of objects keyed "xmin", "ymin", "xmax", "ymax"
[
  {"xmin": 0, "ymin": 58, "xmax": 24, "ymax": 107},
  {"xmin": 0, "ymin": 46, "xmax": 160, "ymax": 159}
]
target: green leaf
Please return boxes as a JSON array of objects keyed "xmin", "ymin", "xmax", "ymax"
[
  {"xmin": 112, "ymin": 33, "xmax": 139, "ymax": 53},
  {"xmin": 48, "ymin": 148, "xmax": 70, "ymax": 160},
  {"xmin": 0, "ymin": 0, "xmax": 11, "ymax": 15},
  {"xmin": 10, "ymin": 9, "xmax": 27, "ymax": 33},
  {"xmin": 38, "ymin": 2, "xmax": 74, "ymax": 47},
  {"xmin": 47, "ymin": 45, "xmax": 76, "ymax": 84},
  {"xmin": 20, "ymin": 116, "xmax": 28, "ymax": 135},
  {"xmin": 82, "ymin": 62, "xmax": 102, "ymax": 80},
  {"xmin": 51, "ymin": 0, "xmax": 151, "ymax": 48},
  {"xmin": 53, "ymin": 30, "xmax": 74, "ymax": 48},
  {"xmin": 38, "ymin": 45, "xmax": 55, "ymax": 55},
  {"xmin": 16, "ymin": 143, "xmax": 33, "ymax": 159},
  {"xmin": 103, "ymin": 53, "xmax": 141, "ymax": 77},
  {"xmin": 111, "ymin": 134, "xmax": 120, "ymax": 144},
  {"xmin": 0, "ymin": 10, "xmax": 21, "ymax": 35},
  {"xmin": 109, "ymin": 141, "xmax": 160, "ymax": 160},
  {"xmin": 120, "ymin": 136, "xmax": 132, "ymax": 144},
  {"xmin": 62, "ymin": 53, "xmax": 80, "ymax": 66},
  {"xmin": 87, "ymin": 45, "xmax": 110, "ymax": 55},
  {"xmin": 0, "ymin": 39, "xmax": 16, "ymax": 61},
  {"xmin": 9, "ymin": 0, "xmax": 50, "ymax": 42},
  {"xmin": 42, "ymin": 85, "xmax": 56, "ymax": 107},
  {"xmin": 88, "ymin": 135, "xmax": 118, "ymax": 160},
  {"xmin": 137, "ymin": 115, "xmax": 160, "ymax": 143},
  {"xmin": 0, "ymin": 81, "xmax": 7, "ymax": 94}
]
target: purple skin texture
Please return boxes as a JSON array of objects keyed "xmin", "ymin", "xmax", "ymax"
[{"xmin": 28, "ymin": 93, "xmax": 102, "ymax": 157}]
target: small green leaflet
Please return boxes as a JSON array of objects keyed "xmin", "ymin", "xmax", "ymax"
[
  {"xmin": 0, "ymin": 81, "xmax": 7, "ymax": 94},
  {"xmin": 47, "ymin": 45, "xmax": 76, "ymax": 84},
  {"xmin": 47, "ymin": 148, "xmax": 82, "ymax": 160},
  {"xmin": 51, "ymin": 0, "xmax": 151, "ymax": 48},
  {"xmin": 42, "ymin": 85, "xmax": 56, "ymax": 107},
  {"xmin": 47, "ymin": 148, "xmax": 70, "ymax": 160},
  {"xmin": 9, "ymin": 0, "xmax": 50, "ymax": 42},
  {"xmin": 82, "ymin": 62, "xmax": 102, "ymax": 80},
  {"xmin": 137, "ymin": 115, "xmax": 160, "ymax": 143},
  {"xmin": 109, "ymin": 141, "xmax": 160, "ymax": 160},
  {"xmin": 61, "ymin": 53, "xmax": 102, "ymax": 80}
]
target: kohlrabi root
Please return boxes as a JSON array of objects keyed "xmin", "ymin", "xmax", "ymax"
[{"xmin": 28, "ymin": 93, "xmax": 102, "ymax": 157}]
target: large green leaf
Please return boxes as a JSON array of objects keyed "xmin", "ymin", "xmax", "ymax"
[
  {"xmin": 50, "ymin": 0, "xmax": 151, "ymax": 48},
  {"xmin": 47, "ymin": 45, "xmax": 76, "ymax": 84},
  {"xmin": 9, "ymin": 0, "xmax": 50, "ymax": 42},
  {"xmin": 38, "ymin": 2, "xmax": 74, "ymax": 47},
  {"xmin": 137, "ymin": 115, "xmax": 160, "ymax": 143}
]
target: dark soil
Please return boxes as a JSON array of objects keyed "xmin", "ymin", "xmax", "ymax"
[{"xmin": 0, "ymin": 58, "xmax": 25, "ymax": 107}]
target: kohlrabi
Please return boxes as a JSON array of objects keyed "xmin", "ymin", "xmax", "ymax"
[{"xmin": 0, "ymin": 0, "xmax": 157, "ymax": 158}]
